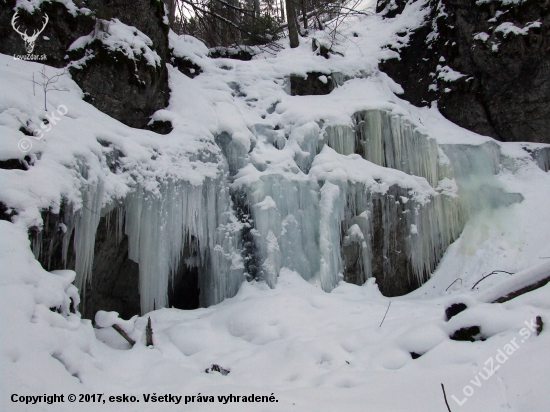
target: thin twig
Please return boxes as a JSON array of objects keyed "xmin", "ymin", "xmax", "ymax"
[
  {"xmin": 445, "ymin": 278, "xmax": 463, "ymax": 291},
  {"xmin": 471, "ymin": 270, "xmax": 514, "ymax": 290},
  {"xmin": 379, "ymin": 301, "xmax": 391, "ymax": 327},
  {"xmin": 441, "ymin": 383, "xmax": 452, "ymax": 412}
]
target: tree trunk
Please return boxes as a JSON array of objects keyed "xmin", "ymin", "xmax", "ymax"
[
  {"xmin": 285, "ymin": 0, "xmax": 299, "ymax": 48},
  {"xmin": 164, "ymin": 0, "xmax": 176, "ymax": 27},
  {"xmin": 301, "ymin": 0, "xmax": 308, "ymax": 30}
]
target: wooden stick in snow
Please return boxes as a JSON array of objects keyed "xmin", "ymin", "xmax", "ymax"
[
  {"xmin": 146, "ymin": 316, "xmax": 154, "ymax": 347},
  {"xmin": 112, "ymin": 324, "xmax": 135, "ymax": 346}
]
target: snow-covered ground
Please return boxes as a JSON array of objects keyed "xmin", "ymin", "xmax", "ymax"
[
  {"xmin": 2, "ymin": 217, "xmax": 550, "ymax": 411},
  {"xmin": 1, "ymin": 0, "xmax": 550, "ymax": 410}
]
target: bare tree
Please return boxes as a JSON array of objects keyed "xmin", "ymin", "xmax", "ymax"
[
  {"xmin": 32, "ymin": 66, "xmax": 69, "ymax": 111},
  {"xmin": 173, "ymin": 0, "xmax": 282, "ymax": 49},
  {"xmin": 170, "ymin": 0, "xmax": 364, "ymax": 50},
  {"xmin": 285, "ymin": 0, "xmax": 299, "ymax": 47}
]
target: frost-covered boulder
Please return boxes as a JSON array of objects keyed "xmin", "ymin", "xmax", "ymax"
[{"xmin": 68, "ymin": 18, "xmax": 169, "ymax": 128}]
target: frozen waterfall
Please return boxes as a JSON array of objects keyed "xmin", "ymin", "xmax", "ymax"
[{"xmin": 31, "ymin": 109, "xmax": 530, "ymax": 312}]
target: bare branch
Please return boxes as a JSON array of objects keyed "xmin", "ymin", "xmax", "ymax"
[
  {"xmin": 441, "ymin": 384, "xmax": 452, "ymax": 412},
  {"xmin": 445, "ymin": 278, "xmax": 463, "ymax": 291},
  {"xmin": 379, "ymin": 301, "xmax": 391, "ymax": 327},
  {"xmin": 471, "ymin": 270, "xmax": 514, "ymax": 290}
]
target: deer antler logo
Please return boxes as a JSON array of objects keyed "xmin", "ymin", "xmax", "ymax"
[{"xmin": 11, "ymin": 11, "xmax": 49, "ymax": 54}]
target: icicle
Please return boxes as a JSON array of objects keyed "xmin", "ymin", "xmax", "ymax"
[
  {"xmin": 31, "ymin": 229, "xmax": 42, "ymax": 262},
  {"xmin": 73, "ymin": 177, "xmax": 105, "ymax": 292},
  {"xmin": 322, "ymin": 125, "xmax": 355, "ymax": 155},
  {"xmin": 116, "ymin": 206, "xmax": 125, "ymax": 244},
  {"xmin": 62, "ymin": 212, "xmax": 75, "ymax": 268},
  {"xmin": 330, "ymin": 72, "xmax": 345, "ymax": 89},
  {"xmin": 318, "ymin": 182, "xmax": 345, "ymax": 292},
  {"xmin": 528, "ymin": 146, "xmax": 550, "ymax": 172}
]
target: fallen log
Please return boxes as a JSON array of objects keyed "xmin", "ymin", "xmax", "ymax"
[
  {"xmin": 492, "ymin": 275, "xmax": 550, "ymax": 303},
  {"xmin": 475, "ymin": 262, "xmax": 550, "ymax": 304}
]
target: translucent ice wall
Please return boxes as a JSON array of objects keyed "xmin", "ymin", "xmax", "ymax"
[
  {"xmin": 354, "ymin": 110, "xmax": 441, "ymax": 187},
  {"xmin": 236, "ymin": 111, "xmax": 464, "ymax": 293},
  {"xmin": 73, "ymin": 178, "xmax": 105, "ymax": 293},
  {"xmin": 315, "ymin": 111, "xmax": 461, "ymax": 288},
  {"xmin": 32, "ymin": 107, "xmax": 532, "ymax": 309},
  {"xmin": 237, "ymin": 173, "xmax": 321, "ymax": 286},
  {"xmin": 315, "ymin": 109, "xmax": 523, "ymax": 290}
]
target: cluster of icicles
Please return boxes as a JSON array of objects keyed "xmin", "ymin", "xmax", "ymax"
[{"xmin": 33, "ymin": 110, "xmax": 537, "ymax": 314}]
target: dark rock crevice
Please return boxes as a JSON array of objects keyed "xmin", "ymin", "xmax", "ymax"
[
  {"xmin": 168, "ymin": 240, "xmax": 201, "ymax": 310},
  {"xmin": 30, "ymin": 208, "xmax": 76, "ymax": 273},
  {"xmin": 231, "ymin": 189, "xmax": 262, "ymax": 281},
  {"xmin": 81, "ymin": 210, "xmax": 140, "ymax": 320}
]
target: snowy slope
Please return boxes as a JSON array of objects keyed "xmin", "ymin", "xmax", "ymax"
[
  {"xmin": 2, "ymin": 220, "xmax": 550, "ymax": 411},
  {"xmin": 2, "ymin": 0, "xmax": 550, "ymax": 410}
]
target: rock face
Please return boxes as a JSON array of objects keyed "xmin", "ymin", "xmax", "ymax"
[
  {"xmin": 0, "ymin": 0, "xmax": 170, "ymax": 128},
  {"xmin": 369, "ymin": 187, "xmax": 421, "ymax": 296},
  {"xmin": 377, "ymin": 0, "xmax": 550, "ymax": 143},
  {"xmin": 290, "ymin": 73, "xmax": 334, "ymax": 96},
  {"xmin": 73, "ymin": 0, "xmax": 170, "ymax": 128},
  {"xmin": 342, "ymin": 185, "xmax": 421, "ymax": 297}
]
